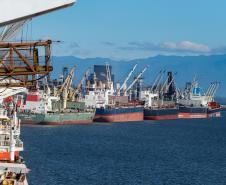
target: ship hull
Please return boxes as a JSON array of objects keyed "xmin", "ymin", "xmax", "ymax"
[
  {"xmin": 18, "ymin": 112, "xmax": 95, "ymax": 125},
  {"xmin": 94, "ymin": 107, "xmax": 144, "ymax": 122},
  {"xmin": 144, "ymin": 108, "xmax": 179, "ymax": 120},
  {"xmin": 178, "ymin": 106, "xmax": 221, "ymax": 119}
]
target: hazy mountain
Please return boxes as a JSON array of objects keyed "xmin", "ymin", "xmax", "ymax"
[{"xmin": 50, "ymin": 55, "xmax": 226, "ymax": 96}]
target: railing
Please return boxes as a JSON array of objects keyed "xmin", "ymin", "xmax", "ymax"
[{"xmin": 0, "ymin": 140, "xmax": 23, "ymax": 148}]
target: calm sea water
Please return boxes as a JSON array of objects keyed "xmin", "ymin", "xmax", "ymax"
[{"xmin": 22, "ymin": 112, "xmax": 226, "ymax": 185}]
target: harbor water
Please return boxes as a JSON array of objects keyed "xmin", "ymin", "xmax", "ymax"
[{"xmin": 22, "ymin": 112, "xmax": 226, "ymax": 185}]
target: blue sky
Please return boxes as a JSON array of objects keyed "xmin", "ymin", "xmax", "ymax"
[{"xmin": 28, "ymin": 0, "xmax": 226, "ymax": 60}]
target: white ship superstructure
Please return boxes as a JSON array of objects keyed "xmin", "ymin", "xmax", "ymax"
[{"xmin": 0, "ymin": 111, "xmax": 29, "ymax": 185}]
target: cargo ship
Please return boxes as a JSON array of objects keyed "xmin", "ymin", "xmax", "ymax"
[
  {"xmin": 178, "ymin": 80, "xmax": 221, "ymax": 119},
  {"xmin": 18, "ymin": 68, "xmax": 95, "ymax": 125},
  {"xmin": 18, "ymin": 111, "xmax": 94, "ymax": 125},
  {"xmin": 85, "ymin": 64, "xmax": 145, "ymax": 123},
  {"xmin": 141, "ymin": 71, "xmax": 179, "ymax": 120},
  {"xmin": 94, "ymin": 104, "xmax": 144, "ymax": 123},
  {"xmin": 85, "ymin": 86, "xmax": 144, "ymax": 123},
  {"xmin": 144, "ymin": 107, "xmax": 179, "ymax": 120},
  {"xmin": 18, "ymin": 89, "xmax": 95, "ymax": 125}
]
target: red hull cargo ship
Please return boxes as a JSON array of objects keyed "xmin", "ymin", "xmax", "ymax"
[{"xmin": 94, "ymin": 106, "xmax": 144, "ymax": 122}]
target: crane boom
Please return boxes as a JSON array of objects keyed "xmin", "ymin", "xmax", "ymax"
[
  {"xmin": 207, "ymin": 83, "xmax": 216, "ymax": 96},
  {"xmin": 120, "ymin": 64, "xmax": 137, "ymax": 91},
  {"xmin": 206, "ymin": 83, "xmax": 213, "ymax": 96},
  {"xmin": 125, "ymin": 66, "xmax": 148, "ymax": 93},
  {"xmin": 211, "ymin": 82, "xmax": 220, "ymax": 97},
  {"xmin": 70, "ymin": 67, "xmax": 91, "ymax": 99},
  {"xmin": 209, "ymin": 82, "xmax": 219, "ymax": 97},
  {"xmin": 151, "ymin": 70, "xmax": 165, "ymax": 92},
  {"xmin": 59, "ymin": 67, "xmax": 75, "ymax": 94}
]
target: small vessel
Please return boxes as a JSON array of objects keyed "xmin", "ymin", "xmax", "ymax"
[
  {"xmin": 178, "ymin": 80, "xmax": 221, "ymax": 119},
  {"xmin": 142, "ymin": 71, "xmax": 179, "ymax": 120}
]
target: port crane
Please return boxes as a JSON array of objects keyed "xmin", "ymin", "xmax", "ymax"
[
  {"xmin": 0, "ymin": 0, "xmax": 76, "ymax": 88},
  {"xmin": 119, "ymin": 64, "xmax": 137, "ymax": 95},
  {"xmin": 125, "ymin": 66, "xmax": 148, "ymax": 95},
  {"xmin": 0, "ymin": 1, "xmax": 76, "ymax": 183}
]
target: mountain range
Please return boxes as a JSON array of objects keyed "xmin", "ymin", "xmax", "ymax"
[{"xmin": 50, "ymin": 54, "xmax": 226, "ymax": 97}]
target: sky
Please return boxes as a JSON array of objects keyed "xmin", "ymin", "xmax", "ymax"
[{"xmin": 26, "ymin": 0, "xmax": 226, "ymax": 60}]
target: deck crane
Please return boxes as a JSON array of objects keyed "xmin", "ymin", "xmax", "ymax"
[
  {"xmin": 70, "ymin": 67, "xmax": 91, "ymax": 100},
  {"xmin": 58, "ymin": 67, "xmax": 76, "ymax": 109},
  {"xmin": 211, "ymin": 82, "xmax": 220, "ymax": 98},
  {"xmin": 151, "ymin": 70, "xmax": 165, "ymax": 93},
  {"xmin": 119, "ymin": 64, "xmax": 137, "ymax": 94},
  {"xmin": 160, "ymin": 75, "xmax": 169, "ymax": 93},
  {"xmin": 206, "ymin": 82, "xmax": 219, "ymax": 96},
  {"xmin": 155, "ymin": 70, "xmax": 166, "ymax": 92},
  {"xmin": 106, "ymin": 63, "xmax": 112, "ymax": 89},
  {"xmin": 207, "ymin": 82, "xmax": 220, "ymax": 97},
  {"xmin": 165, "ymin": 75, "xmax": 176, "ymax": 93},
  {"xmin": 206, "ymin": 82, "xmax": 214, "ymax": 96},
  {"xmin": 160, "ymin": 72, "xmax": 177, "ymax": 93},
  {"xmin": 124, "ymin": 66, "xmax": 148, "ymax": 95},
  {"xmin": 0, "ymin": 0, "xmax": 76, "ymax": 88}
]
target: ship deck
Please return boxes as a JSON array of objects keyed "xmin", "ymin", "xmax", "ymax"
[{"xmin": 0, "ymin": 162, "xmax": 29, "ymax": 173}]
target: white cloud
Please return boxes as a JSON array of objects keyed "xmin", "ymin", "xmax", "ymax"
[
  {"xmin": 179, "ymin": 41, "xmax": 210, "ymax": 52},
  {"xmin": 162, "ymin": 41, "xmax": 211, "ymax": 53},
  {"xmin": 161, "ymin": 42, "xmax": 177, "ymax": 49}
]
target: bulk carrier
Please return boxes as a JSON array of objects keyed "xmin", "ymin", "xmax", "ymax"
[
  {"xmin": 85, "ymin": 64, "xmax": 145, "ymax": 123},
  {"xmin": 18, "ymin": 67, "xmax": 95, "ymax": 125},
  {"xmin": 141, "ymin": 71, "xmax": 179, "ymax": 120},
  {"xmin": 178, "ymin": 80, "xmax": 221, "ymax": 119}
]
